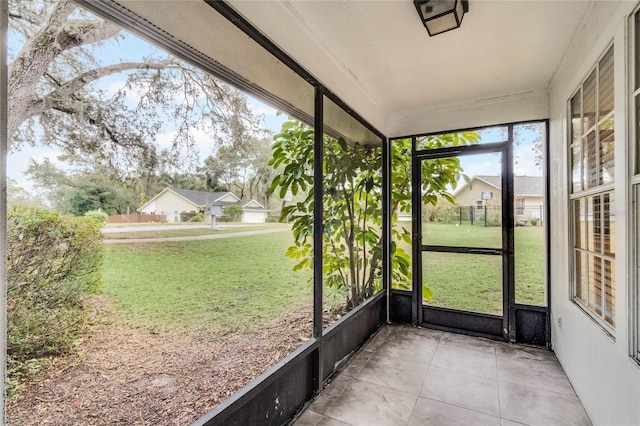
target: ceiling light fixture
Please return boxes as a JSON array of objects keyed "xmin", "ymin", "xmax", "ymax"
[{"xmin": 414, "ymin": 0, "xmax": 469, "ymax": 36}]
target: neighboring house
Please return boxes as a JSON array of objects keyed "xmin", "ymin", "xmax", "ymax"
[
  {"xmin": 139, "ymin": 187, "xmax": 269, "ymax": 223},
  {"xmin": 453, "ymin": 175, "xmax": 544, "ymax": 220},
  {"xmin": 398, "ymin": 175, "xmax": 544, "ymax": 222},
  {"xmin": 236, "ymin": 199, "xmax": 271, "ymax": 223}
]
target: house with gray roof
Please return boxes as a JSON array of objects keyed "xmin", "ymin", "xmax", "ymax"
[
  {"xmin": 453, "ymin": 175, "xmax": 544, "ymax": 220},
  {"xmin": 139, "ymin": 187, "xmax": 269, "ymax": 223}
]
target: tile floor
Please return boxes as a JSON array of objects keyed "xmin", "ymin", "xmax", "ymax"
[{"xmin": 294, "ymin": 325, "xmax": 591, "ymax": 426}]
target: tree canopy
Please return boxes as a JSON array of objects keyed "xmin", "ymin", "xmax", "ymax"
[{"xmin": 8, "ymin": 0, "xmax": 265, "ymax": 202}]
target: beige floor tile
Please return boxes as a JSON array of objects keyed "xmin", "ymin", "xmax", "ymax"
[
  {"xmin": 295, "ymin": 325, "xmax": 591, "ymax": 426},
  {"xmin": 499, "ymin": 381, "xmax": 591, "ymax": 426},
  {"xmin": 420, "ymin": 365, "xmax": 500, "ymax": 417},
  {"xmin": 409, "ymin": 397, "xmax": 500, "ymax": 426},
  {"xmin": 323, "ymin": 379, "xmax": 418, "ymax": 426}
]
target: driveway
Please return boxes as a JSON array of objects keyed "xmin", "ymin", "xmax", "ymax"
[
  {"xmin": 102, "ymin": 223, "xmax": 270, "ymax": 234},
  {"xmin": 103, "ymin": 227, "xmax": 289, "ymax": 244}
]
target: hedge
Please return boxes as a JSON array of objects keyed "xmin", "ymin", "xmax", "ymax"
[{"xmin": 6, "ymin": 206, "xmax": 104, "ymax": 395}]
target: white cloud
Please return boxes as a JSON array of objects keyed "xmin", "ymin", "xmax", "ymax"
[
  {"xmin": 7, "ymin": 149, "xmax": 65, "ymax": 192},
  {"xmin": 103, "ymin": 79, "xmax": 146, "ymax": 107},
  {"xmin": 247, "ymin": 100, "xmax": 274, "ymax": 117},
  {"xmin": 32, "ymin": 151, "xmax": 65, "ymax": 165},
  {"xmin": 155, "ymin": 126, "xmax": 216, "ymax": 157},
  {"xmin": 514, "ymin": 145, "xmax": 542, "ymax": 177},
  {"xmin": 248, "ymin": 99, "xmax": 287, "ymax": 133},
  {"xmin": 104, "ymin": 80, "xmax": 127, "ymax": 97},
  {"xmin": 155, "ymin": 130, "xmax": 177, "ymax": 149}
]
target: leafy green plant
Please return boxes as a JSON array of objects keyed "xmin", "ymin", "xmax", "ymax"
[
  {"xmin": 7, "ymin": 206, "xmax": 104, "ymax": 396},
  {"xmin": 269, "ymin": 120, "xmax": 478, "ymax": 308},
  {"xmin": 84, "ymin": 209, "xmax": 108, "ymax": 224},
  {"xmin": 422, "ymin": 201, "xmax": 459, "ymax": 224},
  {"xmin": 391, "ymin": 135, "xmax": 478, "ymax": 295},
  {"xmin": 530, "ymin": 217, "xmax": 540, "ymax": 226},
  {"xmin": 223, "ymin": 205, "xmax": 243, "ymax": 221},
  {"xmin": 189, "ymin": 212, "xmax": 205, "ymax": 222}
]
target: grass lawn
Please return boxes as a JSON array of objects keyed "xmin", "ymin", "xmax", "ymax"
[
  {"xmin": 102, "ymin": 221, "xmax": 545, "ymax": 332},
  {"xmin": 423, "ymin": 252, "xmax": 503, "ymax": 314},
  {"xmin": 395, "ymin": 223, "xmax": 546, "ymax": 314},
  {"xmin": 514, "ymin": 226, "xmax": 546, "ymax": 306},
  {"xmin": 101, "ymin": 231, "xmax": 313, "ymax": 333}
]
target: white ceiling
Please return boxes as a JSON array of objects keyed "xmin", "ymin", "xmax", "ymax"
[
  {"xmin": 95, "ymin": 0, "xmax": 593, "ymax": 138},
  {"xmin": 228, "ymin": 0, "xmax": 592, "ymax": 136}
]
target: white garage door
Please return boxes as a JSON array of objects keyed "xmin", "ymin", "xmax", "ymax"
[{"xmin": 242, "ymin": 211, "xmax": 266, "ymax": 223}]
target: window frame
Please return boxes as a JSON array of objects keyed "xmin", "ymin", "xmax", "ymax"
[
  {"xmin": 568, "ymin": 42, "xmax": 616, "ymax": 335},
  {"xmin": 516, "ymin": 197, "xmax": 525, "ymax": 216},
  {"xmin": 630, "ymin": 7, "xmax": 640, "ymax": 363}
]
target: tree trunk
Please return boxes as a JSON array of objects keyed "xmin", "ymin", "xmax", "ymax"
[{"xmin": 8, "ymin": 0, "xmax": 122, "ymax": 142}]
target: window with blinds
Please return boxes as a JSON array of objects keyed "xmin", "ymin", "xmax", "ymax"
[{"xmin": 569, "ymin": 44, "xmax": 615, "ymax": 331}]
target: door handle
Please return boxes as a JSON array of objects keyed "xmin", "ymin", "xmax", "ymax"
[{"xmin": 467, "ymin": 248, "xmax": 502, "ymax": 255}]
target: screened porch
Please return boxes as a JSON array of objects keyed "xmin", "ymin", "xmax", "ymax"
[{"xmin": 1, "ymin": 1, "xmax": 639, "ymax": 425}]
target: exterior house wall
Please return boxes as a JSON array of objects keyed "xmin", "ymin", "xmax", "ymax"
[
  {"xmin": 141, "ymin": 189, "xmax": 267, "ymax": 224},
  {"xmin": 516, "ymin": 196, "xmax": 544, "ymax": 221},
  {"xmin": 217, "ymin": 193, "xmax": 239, "ymax": 203},
  {"xmin": 519, "ymin": 195, "xmax": 543, "ymax": 208},
  {"xmin": 140, "ymin": 200, "xmax": 156, "ymax": 215},
  {"xmin": 454, "ymin": 180, "xmax": 543, "ymax": 221},
  {"xmin": 454, "ymin": 179, "xmax": 500, "ymax": 207},
  {"xmin": 243, "ymin": 200, "xmax": 263, "ymax": 208},
  {"xmin": 548, "ymin": 2, "xmax": 640, "ymax": 425},
  {"xmin": 152, "ymin": 191, "xmax": 199, "ymax": 222}
]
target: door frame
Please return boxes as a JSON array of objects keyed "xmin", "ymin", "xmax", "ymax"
[{"xmin": 412, "ymin": 131, "xmax": 514, "ymax": 341}]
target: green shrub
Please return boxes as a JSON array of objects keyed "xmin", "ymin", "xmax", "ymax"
[
  {"xmin": 223, "ymin": 205, "xmax": 243, "ymax": 221},
  {"xmin": 7, "ymin": 206, "xmax": 104, "ymax": 395},
  {"xmin": 530, "ymin": 217, "xmax": 540, "ymax": 226},
  {"xmin": 189, "ymin": 212, "xmax": 205, "ymax": 222},
  {"xmin": 422, "ymin": 202, "xmax": 458, "ymax": 223},
  {"xmin": 84, "ymin": 209, "xmax": 108, "ymax": 225}
]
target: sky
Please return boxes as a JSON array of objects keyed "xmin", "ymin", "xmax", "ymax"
[
  {"xmin": 6, "ymin": 97, "xmax": 287, "ymax": 192},
  {"xmin": 7, "ymin": 16, "xmax": 288, "ymax": 192},
  {"xmin": 7, "ymin": 5, "xmax": 542, "ymax": 193},
  {"xmin": 461, "ymin": 125, "xmax": 543, "ymax": 179}
]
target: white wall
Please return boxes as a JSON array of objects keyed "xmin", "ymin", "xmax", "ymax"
[
  {"xmin": 454, "ymin": 179, "xmax": 500, "ymax": 207},
  {"xmin": 140, "ymin": 200, "xmax": 155, "ymax": 215},
  {"xmin": 548, "ymin": 2, "xmax": 640, "ymax": 425},
  {"xmin": 153, "ymin": 191, "xmax": 198, "ymax": 222}
]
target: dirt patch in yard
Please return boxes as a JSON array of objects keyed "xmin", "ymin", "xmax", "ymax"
[{"xmin": 7, "ymin": 295, "xmax": 323, "ymax": 425}]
